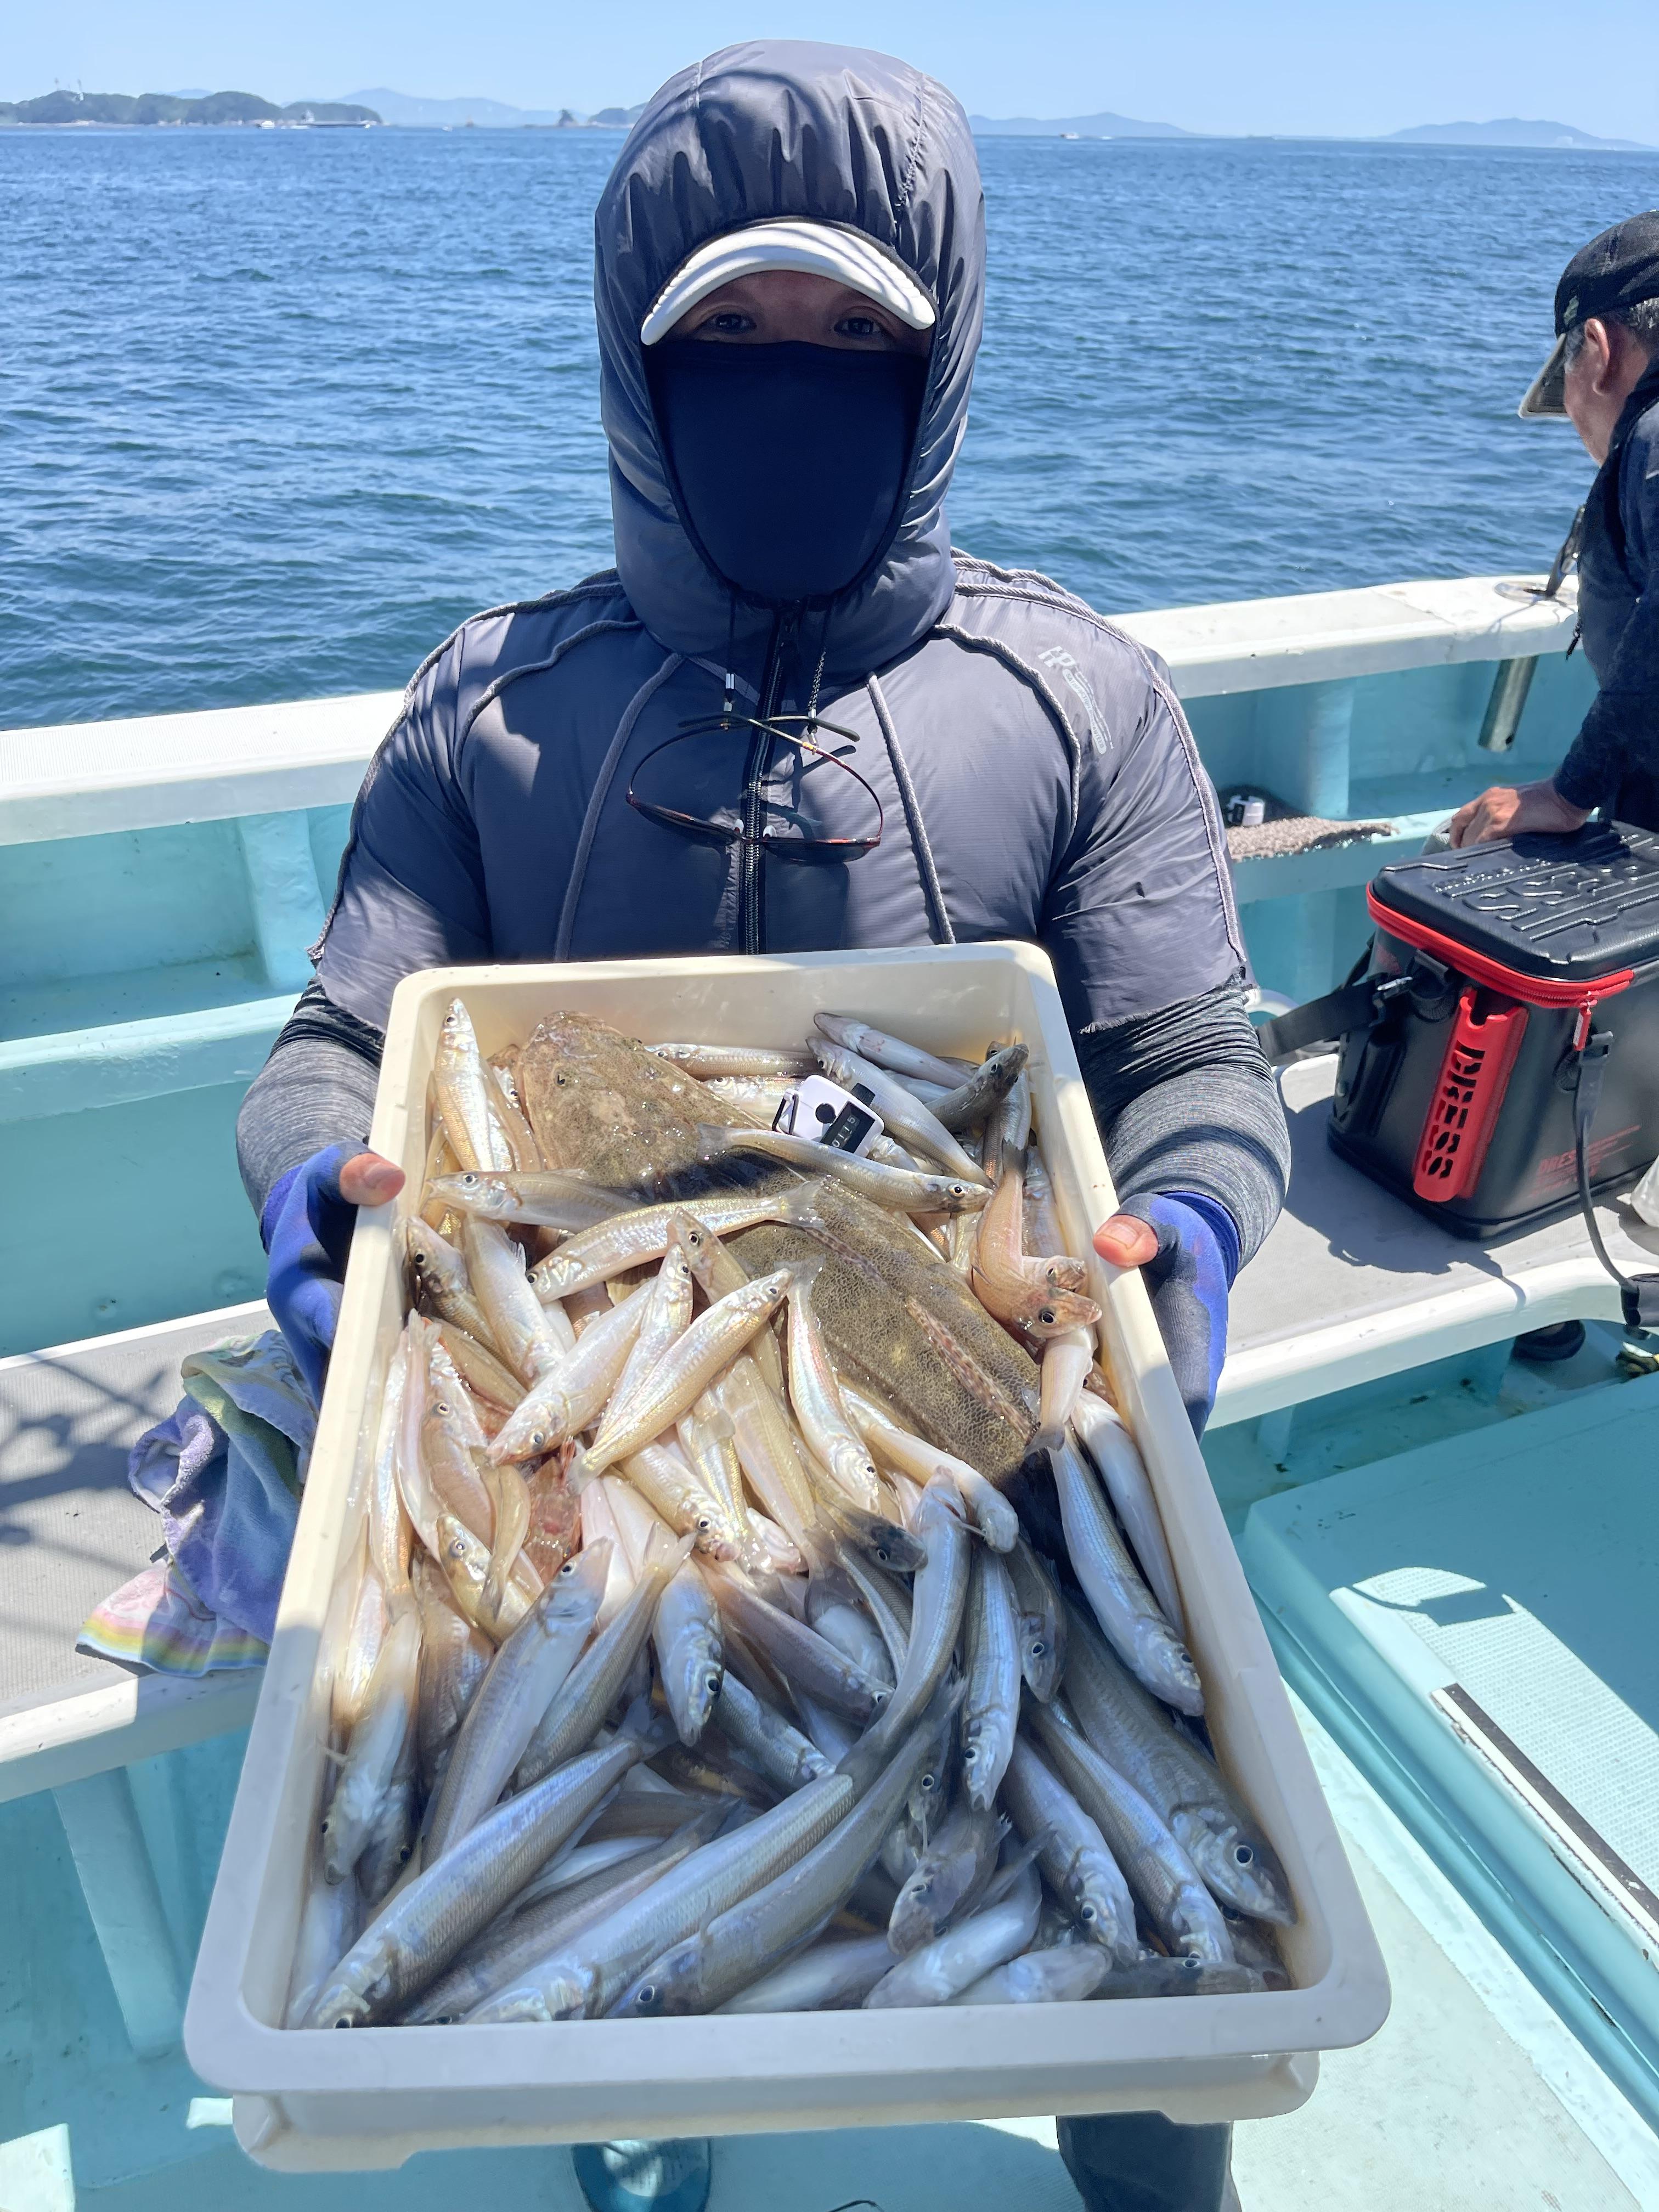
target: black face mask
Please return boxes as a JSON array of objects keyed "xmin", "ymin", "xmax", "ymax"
[{"xmin": 646, "ymin": 339, "xmax": 928, "ymax": 608}]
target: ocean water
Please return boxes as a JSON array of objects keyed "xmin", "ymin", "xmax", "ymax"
[{"xmin": 2, "ymin": 125, "xmax": 1656, "ymax": 729}]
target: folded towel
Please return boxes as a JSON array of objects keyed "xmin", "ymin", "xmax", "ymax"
[{"xmin": 79, "ymin": 1329, "xmax": 317, "ymax": 1673}]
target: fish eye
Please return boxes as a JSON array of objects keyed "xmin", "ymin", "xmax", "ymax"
[
  {"xmin": 1233, "ymin": 1843, "xmax": 1255, "ymax": 1867},
  {"xmin": 559, "ymin": 1559, "xmax": 577, "ymax": 1575},
  {"xmin": 1030, "ymin": 1638, "xmax": 1047, "ymax": 1659},
  {"xmin": 461, "ymin": 1173, "xmax": 480, "ymax": 1188},
  {"xmin": 1079, "ymin": 1903, "xmax": 1097, "ymax": 1922},
  {"xmin": 1037, "ymin": 1307, "xmax": 1057, "ymax": 1327},
  {"xmin": 636, "ymin": 1984, "xmax": 656, "ymax": 2006},
  {"xmin": 697, "ymin": 1515, "xmax": 713, "ymax": 1533},
  {"xmin": 529, "ymin": 1430, "xmax": 546, "ymax": 1448}
]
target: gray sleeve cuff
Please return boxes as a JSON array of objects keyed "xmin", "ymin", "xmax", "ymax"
[
  {"xmin": 1076, "ymin": 980, "xmax": 1290, "ymax": 1269},
  {"xmin": 236, "ymin": 984, "xmax": 385, "ymax": 1220}
]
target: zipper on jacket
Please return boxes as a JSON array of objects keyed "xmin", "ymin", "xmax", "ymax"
[{"xmin": 737, "ymin": 608, "xmax": 797, "ymax": 955}]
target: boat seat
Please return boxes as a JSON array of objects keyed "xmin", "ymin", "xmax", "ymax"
[
  {"xmin": 0, "ymin": 1303, "xmax": 267, "ymax": 1805},
  {"xmin": 1216, "ymin": 1052, "xmax": 1659, "ymax": 1426}
]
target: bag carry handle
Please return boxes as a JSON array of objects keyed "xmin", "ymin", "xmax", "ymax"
[{"xmin": 1570, "ymin": 1022, "xmax": 1659, "ymax": 1331}]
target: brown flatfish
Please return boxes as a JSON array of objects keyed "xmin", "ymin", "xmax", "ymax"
[
  {"xmin": 517, "ymin": 1012, "xmax": 783, "ymax": 1200},
  {"xmin": 733, "ymin": 1181, "xmax": 1039, "ymax": 1483}
]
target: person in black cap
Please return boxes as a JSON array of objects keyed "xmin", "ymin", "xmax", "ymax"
[{"xmin": 1452, "ymin": 211, "xmax": 1659, "ymax": 845}]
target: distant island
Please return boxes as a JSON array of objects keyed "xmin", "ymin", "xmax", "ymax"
[
  {"xmin": 7, "ymin": 87, "xmax": 1648, "ymax": 150},
  {"xmin": 1382, "ymin": 117, "xmax": 1651, "ymax": 151},
  {"xmin": 0, "ymin": 89, "xmax": 379, "ymax": 126},
  {"xmin": 336, "ymin": 88, "xmax": 640, "ymax": 129}
]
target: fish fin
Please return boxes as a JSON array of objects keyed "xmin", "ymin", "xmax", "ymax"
[
  {"xmin": 776, "ymin": 1182, "xmax": 830, "ymax": 1229},
  {"xmin": 692, "ymin": 1124, "xmax": 742, "ymax": 1155},
  {"xmin": 643, "ymin": 1521, "xmax": 696, "ymax": 1578},
  {"xmin": 566, "ymin": 1444, "xmax": 597, "ymax": 1494}
]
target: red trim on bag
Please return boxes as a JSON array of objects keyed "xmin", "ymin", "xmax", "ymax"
[
  {"xmin": 1412, "ymin": 987, "xmax": 1530, "ymax": 1203},
  {"xmin": 1367, "ymin": 887, "xmax": 1634, "ymax": 1009}
]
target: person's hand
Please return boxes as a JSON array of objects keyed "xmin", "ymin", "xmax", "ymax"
[
  {"xmin": 1094, "ymin": 1196, "xmax": 1233, "ymax": 1437},
  {"xmin": 1448, "ymin": 779, "xmax": 1589, "ymax": 848},
  {"xmin": 261, "ymin": 1146, "xmax": 405, "ymax": 1403}
]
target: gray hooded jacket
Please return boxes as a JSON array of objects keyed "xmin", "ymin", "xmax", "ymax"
[{"xmin": 240, "ymin": 41, "xmax": 1288, "ymax": 1261}]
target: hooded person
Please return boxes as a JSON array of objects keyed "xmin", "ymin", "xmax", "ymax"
[
  {"xmin": 241, "ymin": 41, "xmax": 1289, "ymax": 1468},
  {"xmin": 240, "ymin": 44, "xmax": 1279, "ymax": 2212}
]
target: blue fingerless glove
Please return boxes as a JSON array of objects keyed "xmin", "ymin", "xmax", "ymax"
[
  {"xmin": 1116, "ymin": 1192, "xmax": 1239, "ymax": 1437},
  {"xmin": 260, "ymin": 1144, "xmax": 361, "ymax": 1406}
]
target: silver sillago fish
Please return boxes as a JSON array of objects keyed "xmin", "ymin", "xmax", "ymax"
[
  {"xmin": 840, "ymin": 1384, "xmax": 1018, "ymax": 1552},
  {"xmin": 285, "ymin": 1858, "xmax": 362, "ymax": 2027},
  {"xmin": 423, "ymin": 1545, "xmax": 610, "ymax": 1862},
  {"xmin": 866, "ymin": 1862, "xmax": 1042, "ymax": 2010},
  {"xmin": 582, "ymin": 1269, "xmax": 793, "ymax": 1476},
  {"xmin": 709, "ymin": 1671, "xmax": 829, "ymax": 1793},
  {"xmin": 399, "ymin": 1813, "xmax": 724, "ymax": 2025},
  {"xmin": 812, "ymin": 1014, "xmax": 971, "ymax": 1089},
  {"xmin": 486, "ymin": 1283, "xmax": 648, "ymax": 1462},
  {"xmin": 1069, "ymin": 1393, "xmax": 1184, "ymax": 1636},
  {"xmin": 607, "ymin": 1223, "xmax": 697, "ymax": 1415},
  {"xmin": 1050, "ymin": 1436, "xmax": 1202, "ymax": 1716},
  {"xmin": 412, "ymin": 1555, "xmax": 492, "ymax": 1796},
  {"xmin": 961, "ymin": 1549, "xmax": 1022, "ymax": 1811},
  {"xmin": 696, "ymin": 1124, "xmax": 989, "ymax": 1217},
  {"xmin": 514, "ymin": 1526, "xmax": 692, "ymax": 1788},
  {"xmin": 1062, "ymin": 1599, "xmax": 1294, "ymax": 1926},
  {"xmin": 652, "ymin": 1556, "xmax": 724, "ymax": 1748},
  {"xmin": 434, "ymin": 998, "xmax": 507, "ymax": 1173},
  {"xmin": 597, "ymin": 1475, "xmax": 723, "ymax": 1750},
  {"xmin": 888, "ymin": 1797, "xmax": 1005, "ymax": 1955},
  {"xmin": 951, "ymin": 1943, "xmax": 1110, "ymax": 2006},
  {"xmin": 715, "ymin": 1932, "xmax": 895, "ymax": 2013},
  {"xmin": 929, "ymin": 1045, "xmax": 1030, "ymax": 1133},
  {"xmin": 404, "ymin": 1218, "xmax": 494, "ymax": 1350},
  {"xmin": 985, "ymin": 1068, "xmax": 1032, "ymax": 1161},
  {"xmin": 1034, "ymin": 1327, "xmax": 1095, "ymax": 1453},
  {"xmin": 714, "ymin": 1356, "xmax": 817, "ymax": 1539},
  {"xmin": 1005, "ymin": 1538, "xmax": 1066, "ymax": 1703},
  {"xmin": 462, "ymin": 1216, "xmax": 568, "ymax": 1385},
  {"xmin": 469, "ymin": 1759, "xmax": 862, "ymax": 2022},
  {"xmin": 357, "ymin": 1722, "xmax": 420, "ymax": 1906},
  {"xmin": 321, "ymin": 1607, "xmax": 422, "ymax": 1884},
  {"xmin": 812, "ymin": 1041, "xmax": 989, "ymax": 1184},
  {"xmin": 614, "ymin": 1699, "xmax": 953, "ymax": 2017},
  {"xmin": 529, "ymin": 1189, "xmax": 815, "ymax": 1301},
  {"xmin": 784, "ymin": 1274, "xmax": 884, "ymax": 1513},
  {"xmin": 305, "ymin": 1727, "xmax": 652, "ymax": 2027},
  {"xmin": 430, "ymin": 1169, "xmax": 634, "ymax": 1232},
  {"xmin": 859, "ymin": 1475, "xmax": 970, "ymax": 1753},
  {"xmin": 617, "ymin": 1443, "xmax": 746, "ymax": 1561},
  {"xmin": 1028, "ymin": 1699, "xmax": 1234, "ymax": 1966},
  {"xmin": 705, "ymin": 1567, "xmax": 884, "ymax": 1724},
  {"xmin": 833, "ymin": 1539, "xmax": 913, "ymax": 1679},
  {"xmin": 1000, "ymin": 1731, "xmax": 1137, "ymax": 1963},
  {"xmin": 646, "ymin": 1041, "xmax": 817, "ymax": 1080},
  {"xmin": 801, "ymin": 1534, "xmax": 895, "ymax": 1694}
]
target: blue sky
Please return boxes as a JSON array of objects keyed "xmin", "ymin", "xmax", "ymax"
[{"xmin": 7, "ymin": 0, "xmax": 1656, "ymax": 143}]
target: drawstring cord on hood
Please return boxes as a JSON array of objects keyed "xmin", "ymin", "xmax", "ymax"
[
  {"xmin": 866, "ymin": 671, "xmax": 954, "ymax": 944},
  {"xmin": 555, "ymin": 650, "xmax": 686, "ymax": 960}
]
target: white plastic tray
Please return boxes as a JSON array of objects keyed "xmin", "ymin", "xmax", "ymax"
[{"xmin": 184, "ymin": 944, "xmax": 1389, "ymax": 2169}]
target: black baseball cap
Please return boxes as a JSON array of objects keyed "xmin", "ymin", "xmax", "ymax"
[{"xmin": 1519, "ymin": 208, "xmax": 1659, "ymax": 417}]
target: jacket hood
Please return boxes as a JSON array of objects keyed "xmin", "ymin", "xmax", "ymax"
[{"xmin": 594, "ymin": 40, "xmax": 985, "ymax": 681}]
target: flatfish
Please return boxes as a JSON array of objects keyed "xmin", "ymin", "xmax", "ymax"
[
  {"xmin": 733, "ymin": 1181, "xmax": 1039, "ymax": 1482},
  {"xmin": 517, "ymin": 1012, "xmax": 782, "ymax": 1200}
]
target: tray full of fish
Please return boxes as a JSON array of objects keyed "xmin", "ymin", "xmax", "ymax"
[{"xmin": 185, "ymin": 946, "xmax": 1387, "ymax": 2166}]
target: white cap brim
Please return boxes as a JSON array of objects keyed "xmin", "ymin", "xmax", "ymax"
[{"xmin": 640, "ymin": 219, "xmax": 936, "ymax": 347}]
